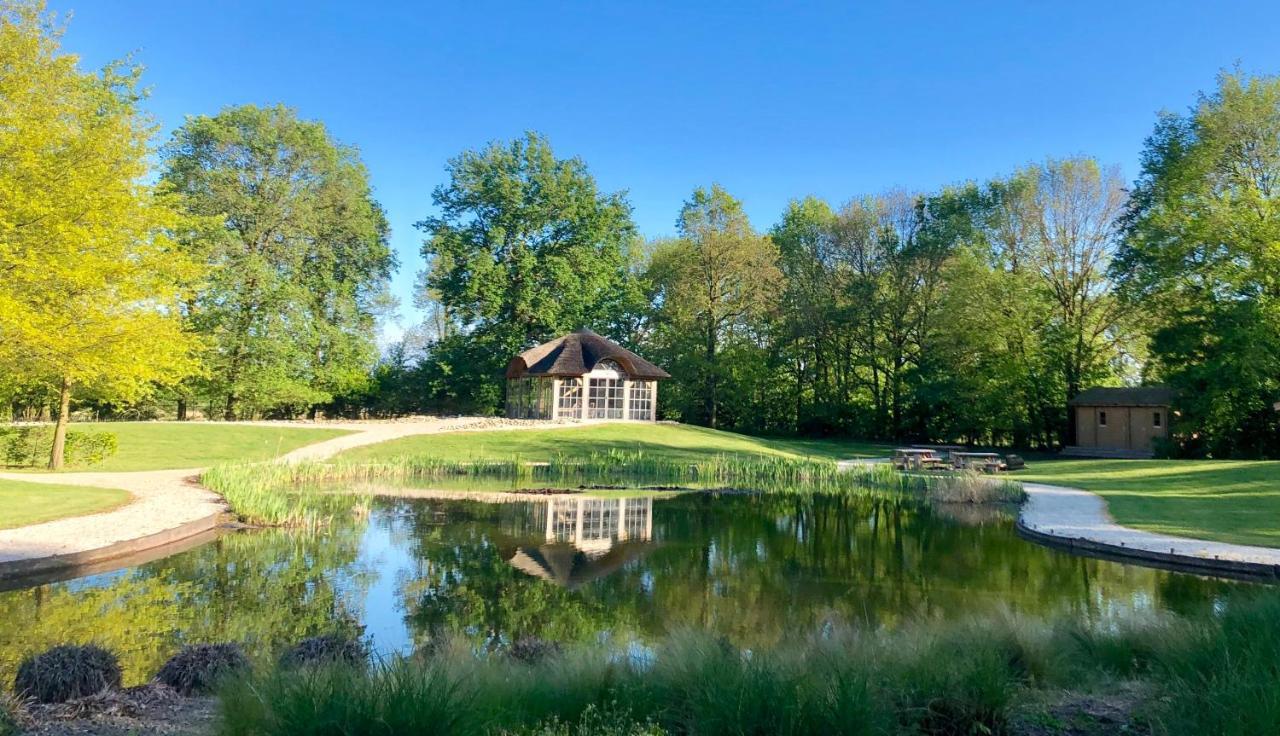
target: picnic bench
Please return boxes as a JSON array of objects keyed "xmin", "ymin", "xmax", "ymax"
[
  {"xmin": 891, "ymin": 448, "xmax": 949, "ymax": 471},
  {"xmin": 950, "ymin": 452, "xmax": 1006, "ymax": 473}
]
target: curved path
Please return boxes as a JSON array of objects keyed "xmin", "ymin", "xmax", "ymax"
[
  {"xmin": 0, "ymin": 418, "xmax": 550, "ymax": 578},
  {"xmin": 1018, "ymin": 482, "xmax": 1280, "ymax": 579}
]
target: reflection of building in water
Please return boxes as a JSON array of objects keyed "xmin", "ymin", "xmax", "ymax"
[{"xmin": 508, "ymin": 497, "xmax": 655, "ymax": 589}]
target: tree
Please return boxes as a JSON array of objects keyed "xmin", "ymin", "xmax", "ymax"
[
  {"xmin": 647, "ymin": 185, "xmax": 782, "ymax": 427},
  {"xmin": 1116, "ymin": 70, "xmax": 1280, "ymax": 457},
  {"xmin": 161, "ymin": 105, "xmax": 394, "ymax": 420},
  {"xmin": 415, "ymin": 132, "xmax": 643, "ymax": 413},
  {"xmin": 0, "ymin": 0, "xmax": 200, "ymax": 467}
]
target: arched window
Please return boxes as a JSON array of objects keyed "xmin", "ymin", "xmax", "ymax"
[{"xmin": 591, "ymin": 359, "xmax": 624, "ymax": 377}]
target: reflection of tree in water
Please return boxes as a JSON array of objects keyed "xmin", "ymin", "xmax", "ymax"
[
  {"xmin": 0, "ymin": 523, "xmax": 373, "ymax": 685},
  {"xmin": 395, "ymin": 494, "xmax": 1242, "ymax": 651},
  {"xmin": 0, "ymin": 493, "xmax": 1246, "ymax": 683},
  {"xmin": 395, "ymin": 500, "xmax": 644, "ymax": 651}
]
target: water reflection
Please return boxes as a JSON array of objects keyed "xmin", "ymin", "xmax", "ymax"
[
  {"xmin": 0, "ymin": 491, "xmax": 1252, "ymax": 685},
  {"xmin": 509, "ymin": 497, "xmax": 656, "ymax": 589}
]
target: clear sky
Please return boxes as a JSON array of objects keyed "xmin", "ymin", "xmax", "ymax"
[{"xmin": 59, "ymin": 1, "xmax": 1280, "ymax": 338}]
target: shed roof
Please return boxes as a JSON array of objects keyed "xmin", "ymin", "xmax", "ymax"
[
  {"xmin": 506, "ymin": 329, "xmax": 670, "ymax": 380},
  {"xmin": 1069, "ymin": 386, "xmax": 1174, "ymax": 407}
]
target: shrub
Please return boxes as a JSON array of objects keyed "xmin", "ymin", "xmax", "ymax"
[
  {"xmin": 13, "ymin": 644, "xmax": 122, "ymax": 703},
  {"xmin": 156, "ymin": 643, "xmax": 250, "ymax": 695},
  {"xmin": 0, "ymin": 426, "xmax": 117, "ymax": 468},
  {"xmin": 279, "ymin": 634, "xmax": 369, "ymax": 669}
]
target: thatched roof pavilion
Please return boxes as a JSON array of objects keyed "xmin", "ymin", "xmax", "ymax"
[{"xmin": 505, "ymin": 329, "xmax": 669, "ymax": 421}]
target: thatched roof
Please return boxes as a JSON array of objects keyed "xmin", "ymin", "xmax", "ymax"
[
  {"xmin": 507, "ymin": 541, "xmax": 658, "ymax": 589},
  {"xmin": 506, "ymin": 329, "xmax": 670, "ymax": 380},
  {"xmin": 1069, "ymin": 386, "xmax": 1174, "ymax": 407}
]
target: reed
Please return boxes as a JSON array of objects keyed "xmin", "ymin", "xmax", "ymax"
[
  {"xmin": 202, "ymin": 451, "xmax": 1024, "ymax": 527},
  {"xmin": 215, "ymin": 592, "xmax": 1280, "ymax": 735}
]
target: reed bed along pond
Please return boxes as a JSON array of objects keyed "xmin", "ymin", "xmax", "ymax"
[
  {"xmin": 201, "ymin": 452, "xmax": 1025, "ymax": 527},
  {"xmin": 211, "ymin": 589, "xmax": 1280, "ymax": 736}
]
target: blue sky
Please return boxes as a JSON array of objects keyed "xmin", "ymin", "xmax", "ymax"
[{"xmin": 61, "ymin": 1, "xmax": 1280, "ymax": 337}]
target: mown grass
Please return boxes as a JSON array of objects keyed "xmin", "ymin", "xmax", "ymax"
[
  {"xmin": 6, "ymin": 422, "xmax": 352, "ymax": 472},
  {"xmin": 336, "ymin": 423, "xmax": 892, "ymax": 465},
  {"xmin": 216, "ymin": 590, "xmax": 1280, "ymax": 736},
  {"xmin": 0, "ymin": 478, "xmax": 131, "ymax": 529},
  {"xmin": 1016, "ymin": 458, "xmax": 1280, "ymax": 548},
  {"xmin": 202, "ymin": 452, "xmax": 1023, "ymax": 527}
]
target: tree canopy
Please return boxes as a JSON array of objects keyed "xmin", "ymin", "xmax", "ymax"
[
  {"xmin": 161, "ymin": 104, "xmax": 394, "ymax": 419},
  {"xmin": 0, "ymin": 0, "xmax": 199, "ymax": 466},
  {"xmin": 1116, "ymin": 71, "xmax": 1280, "ymax": 457},
  {"xmin": 415, "ymin": 132, "xmax": 644, "ymax": 412}
]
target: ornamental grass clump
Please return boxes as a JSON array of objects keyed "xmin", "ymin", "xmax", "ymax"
[
  {"xmin": 156, "ymin": 643, "xmax": 250, "ymax": 695},
  {"xmin": 279, "ymin": 634, "xmax": 369, "ymax": 669},
  {"xmin": 13, "ymin": 644, "xmax": 121, "ymax": 703}
]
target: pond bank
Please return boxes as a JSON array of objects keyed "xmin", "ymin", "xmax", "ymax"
[
  {"xmin": 1018, "ymin": 481, "xmax": 1280, "ymax": 580},
  {"xmin": 0, "ymin": 418, "xmax": 557, "ymax": 583}
]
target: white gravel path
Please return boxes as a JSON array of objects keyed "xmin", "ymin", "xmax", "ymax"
[
  {"xmin": 1019, "ymin": 481, "xmax": 1280, "ymax": 567},
  {"xmin": 0, "ymin": 417, "xmax": 553, "ymax": 566}
]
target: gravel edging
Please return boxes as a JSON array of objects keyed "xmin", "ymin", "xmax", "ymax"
[
  {"xmin": 1017, "ymin": 481, "xmax": 1280, "ymax": 581},
  {"xmin": 0, "ymin": 418, "xmax": 563, "ymax": 586}
]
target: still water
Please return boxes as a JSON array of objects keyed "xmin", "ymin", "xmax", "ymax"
[{"xmin": 0, "ymin": 491, "xmax": 1241, "ymax": 683}]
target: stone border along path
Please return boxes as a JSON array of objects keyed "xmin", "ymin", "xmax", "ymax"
[
  {"xmin": 1017, "ymin": 482, "xmax": 1280, "ymax": 580},
  {"xmin": 0, "ymin": 417, "xmax": 562, "ymax": 580}
]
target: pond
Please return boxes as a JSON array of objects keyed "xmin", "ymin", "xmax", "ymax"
[{"xmin": 0, "ymin": 489, "xmax": 1244, "ymax": 684}]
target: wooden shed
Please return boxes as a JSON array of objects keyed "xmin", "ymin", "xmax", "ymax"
[
  {"xmin": 505, "ymin": 329, "xmax": 670, "ymax": 421},
  {"xmin": 1066, "ymin": 387, "xmax": 1174, "ymax": 458}
]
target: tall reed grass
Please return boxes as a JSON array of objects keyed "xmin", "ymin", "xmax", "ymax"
[
  {"xmin": 215, "ymin": 591, "xmax": 1280, "ymax": 735},
  {"xmin": 202, "ymin": 451, "xmax": 1024, "ymax": 527}
]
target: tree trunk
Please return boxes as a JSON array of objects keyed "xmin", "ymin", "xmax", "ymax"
[
  {"xmin": 48, "ymin": 376, "xmax": 72, "ymax": 470},
  {"xmin": 224, "ymin": 393, "xmax": 237, "ymax": 421},
  {"xmin": 177, "ymin": 398, "xmax": 187, "ymax": 421}
]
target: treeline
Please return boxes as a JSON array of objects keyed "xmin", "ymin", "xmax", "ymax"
[
  {"xmin": 2, "ymin": 1, "xmax": 1278, "ymax": 460},
  {"xmin": 369, "ymin": 71, "xmax": 1280, "ymax": 457}
]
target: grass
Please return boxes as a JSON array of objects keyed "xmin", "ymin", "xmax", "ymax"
[
  {"xmin": 337, "ymin": 423, "xmax": 891, "ymax": 465},
  {"xmin": 1015, "ymin": 458, "xmax": 1280, "ymax": 548},
  {"xmin": 202, "ymin": 453, "xmax": 1022, "ymax": 527},
  {"xmin": 0, "ymin": 478, "xmax": 131, "ymax": 530},
  {"xmin": 8, "ymin": 422, "xmax": 352, "ymax": 472},
  {"xmin": 213, "ymin": 590, "xmax": 1280, "ymax": 736}
]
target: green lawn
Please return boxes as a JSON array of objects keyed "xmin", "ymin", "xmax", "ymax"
[
  {"xmin": 337, "ymin": 422, "xmax": 891, "ymax": 465},
  {"xmin": 1015, "ymin": 459, "xmax": 1280, "ymax": 548},
  {"xmin": 11, "ymin": 422, "xmax": 353, "ymax": 472},
  {"xmin": 0, "ymin": 478, "xmax": 131, "ymax": 529}
]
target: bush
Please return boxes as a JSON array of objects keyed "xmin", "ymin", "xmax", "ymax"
[
  {"xmin": 14, "ymin": 644, "xmax": 122, "ymax": 703},
  {"xmin": 156, "ymin": 643, "xmax": 250, "ymax": 695},
  {"xmin": 512, "ymin": 704, "xmax": 666, "ymax": 736},
  {"xmin": 279, "ymin": 634, "xmax": 368, "ymax": 669},
  {"xmin": 0, "ymin": 426, "xmax": 117, "ymax": 468}
]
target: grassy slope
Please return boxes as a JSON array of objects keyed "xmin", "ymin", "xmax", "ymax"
[
  {"xmin": 337, "ymin": 422, "xmax": 891, "ymax": 464},
  {"xmin": 1015, "ymin": 458, "xmax": 1280, "ymax": 548},
  {"xmin": 0, "ymin": 478, "xmax": 131, "ymax": 529},
  {"xmin": 12, "ymin": 423, "xmax": 352, "ymax": 472}
]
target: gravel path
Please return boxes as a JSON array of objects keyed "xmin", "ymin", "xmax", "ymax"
[
  {"xmin": 0, "ymin": 417, "xmax": 553, "ymax": 566},
  {"xmin": 1019, "ymin": 481, "xmax": 1280, "ymax": 568}
]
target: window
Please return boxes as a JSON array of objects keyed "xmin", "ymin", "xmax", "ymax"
[
  {"xmin": 1153, "ymin": 411, "xmax": 1162, "ymax": 428},
  {"xmin": 1098, "ymin": 410, "xmax": 1108, "ymax": 427},
  {"xmin": 629, "ymin": 380, "xmax": 653, "ymax": 420},
  {"xmin": 587, "ymin": 360, "xmax": 626, "ymax": 419},
  {"xmin": 588, "ymin": 377, "xmax": 624, "ymax": 418},
  {"xmin": 558, "ymin": 378, "xmax": 582, "ymax": 417}
]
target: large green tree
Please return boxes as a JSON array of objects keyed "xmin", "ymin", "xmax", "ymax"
[
  {"xmin": 416, "ymin": 132, "xmax": 644, "ymax": 413},
  {"xmin": 1116, "ymin": 71, "xmax": 1280, "ymax": 457},
  {"xmin": 646, "ymin": 185, "xmax": 782, "ymax": 427},
  {"xmin": 0, "ymin": 0, "xmax": 200, "ymax": 466},
  {"xmin": 161, "ymin": 105, "xmax": 394, "ymax": 419}
]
